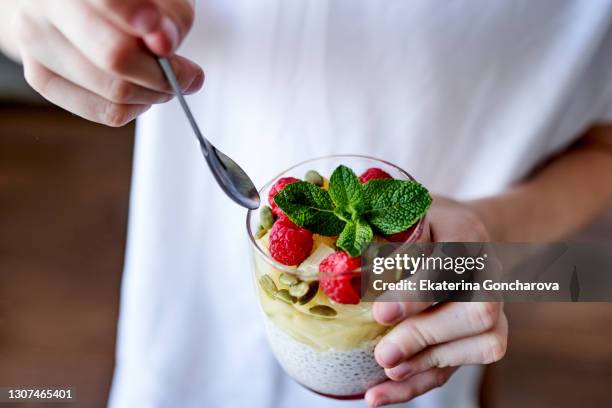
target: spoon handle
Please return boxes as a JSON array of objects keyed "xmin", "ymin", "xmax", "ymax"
[{"xmin": 157, "ymin": 57, "xmax": 210, "ymax": 157}]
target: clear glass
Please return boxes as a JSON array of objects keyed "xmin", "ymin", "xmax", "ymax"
[{"xmin": 246, "ymin": 155, "xmax": 425, "ymax": 399}]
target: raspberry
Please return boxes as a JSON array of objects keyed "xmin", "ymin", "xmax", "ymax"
[
  {"xmin": 276, "ymin": 213, "xmax": 298, "ymax": 228},
  {"xmin": 269, "ymin": 177, "xmax": 299, "ymax": 217},
  {"xmin": 269, "ymin": 218, "xmax": 313, "ymax": 266},
  {"xmin": 359, "ymin": 167, "xmax": 392, "ymax": 183},
  {"xmin": 385, "ymin": 223, "xmax": 419, "ymax": 242},
  {"xmin": 319, "ymin": 251, "xmax": 361, "ymax": 304}
]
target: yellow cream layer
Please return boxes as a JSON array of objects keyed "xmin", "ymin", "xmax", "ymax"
[{"xmin": 254, "ymin": 235, "xmax": 389, "ymax": 351}]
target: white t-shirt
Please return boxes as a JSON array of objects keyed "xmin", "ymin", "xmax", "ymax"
[{"xmin": 108, "ymin": 1, "xmax": 612, "ymax": 407}]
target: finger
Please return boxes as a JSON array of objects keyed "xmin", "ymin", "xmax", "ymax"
[
  {"xmin": 365, "ymin": 367, "xmax": 457, "ymax": 407},
  {"xmin": 375, "ymin": 302, "xmax": 502, "ymax": 368},
  {"xmin": 40, "ymin": 0, "xmax": 203, "ymax": 92},
  {"xmin": 17, "ymin": 14, "xmax": 174, "ymax": 105},
  {"xmin": 372, "ymin": 228, "xmax": 434, "ymax": 325},
  {"xmin": 23, "ymin": 55, "xmax": 150, "ymax": 127},
  {"xmin": 86, "ymin": 0, "xmax": 162, "ymax": 35},
  {"xmin": 385, "ymin": 313, "xmax": 508, "ymax": 381},
  {"xmin": 143, "ymin": 0, "xmax": 195, "ymax": 55},
  {"xmin": 372, "ymin": 301, "xmax": 433, "ymax": 325}
]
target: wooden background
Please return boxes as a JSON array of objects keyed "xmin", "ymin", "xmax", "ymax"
[{"xmin": 1, "ymin": 104, "xmax": 611, "ymax": 408}]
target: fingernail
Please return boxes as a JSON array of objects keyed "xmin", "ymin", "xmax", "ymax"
[
  {"xmin": 130, "ymin": 4, "xmax": 161, "ymax": 34},
  {"xmin": 376, "ymin": 340, "xmax": 403, "ymax": 367},
  {"xmin": 365, "ymin": 392, "xmax": 388, "ymax": 408},
  {"xmin": 387, "ymin": 362, "xmax": 412, "ymax": 380},
  {"xmin": 161, "ymin": 16, "xmax": 180, "ymax": 51},
  {"xmin": 373, "ymin": 397, "xmax": 389, "ymax": 407},
  {"xmin": 185, "ymin": 70, "xmax": 205, "ymax": 94},
  {"xmin": 374, "ymin": 302, "xmax": 402, "ymax": 325}
]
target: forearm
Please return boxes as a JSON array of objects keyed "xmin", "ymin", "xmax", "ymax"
[
  {"xmin": 468, "ymin": 124, "xmax": 612, "ymax": 241},
  {"xmin": 0, "ymin": 0, "xmax": 21, "ymax": 61}
]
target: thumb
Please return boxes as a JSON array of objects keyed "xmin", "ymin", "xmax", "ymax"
[{"xmin": 144, "ymin": 0, "xmax": 195, "ymax": 56}]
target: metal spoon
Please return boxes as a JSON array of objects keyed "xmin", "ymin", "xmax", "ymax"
[{"xmin": 157, "ymin": 57, "xmax": 260, "ymax": 209}]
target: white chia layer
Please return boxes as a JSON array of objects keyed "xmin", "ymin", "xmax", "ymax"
[{"xmin": 264, "ymin": 320, "xmax": 388, "ymax": 397}]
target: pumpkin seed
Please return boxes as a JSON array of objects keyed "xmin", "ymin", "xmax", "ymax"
[
  {"xmin": 305, "ymin": 170, "xmax": 324, "ymax": 186},
  {"xmin": 255, "ymin": 225, "xmax": 267, "ymax": 239},
  {"xmin": 260, "ymin": 205, "xmax": 274, "ymax": 230},
  {"xmin": 258, "ymin": 275, "xmax": 277, "ymax": 298},
  {"xmin": 279, "ymin": 273, "xmax": 299, "ymax": 286},
  {"xmin": 298, "ymin": 281, "xmax": 319, "ymax": 305},
  {"xmin": 276, "ymin": 289, "xmax": 297, "ymax": 304},
  {"xmin": 289, "ymin": 281, "xmax": 309, "ymax": 298},
  {"xmin": 309, "ymin": 305, "xmax": 337, "ymax": 317}
]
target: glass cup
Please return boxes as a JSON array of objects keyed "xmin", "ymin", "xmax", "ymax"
[{"xmin": 246, "ymin": 155, "xmax": 425, "ymax": 399}]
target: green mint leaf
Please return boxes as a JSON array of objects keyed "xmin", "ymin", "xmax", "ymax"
[
  {"xmin": 328, "ymin": 165, "xmax": 365, "ymax": 215},
  {"xmin": 336, "ymin": 219, "xmax": 373, "ymax": 257},
  {"xmin": 274, "ymin": 181, "xmax": 345, "ymax": 236},
  {"xmin": 363, "ymin": 179, "xmax": 432, "ymax": 234}
]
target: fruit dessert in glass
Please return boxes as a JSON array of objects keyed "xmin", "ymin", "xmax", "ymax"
[{"xmin": 246, "ymin": 155, "xmax": 431, "ymax": 399}]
